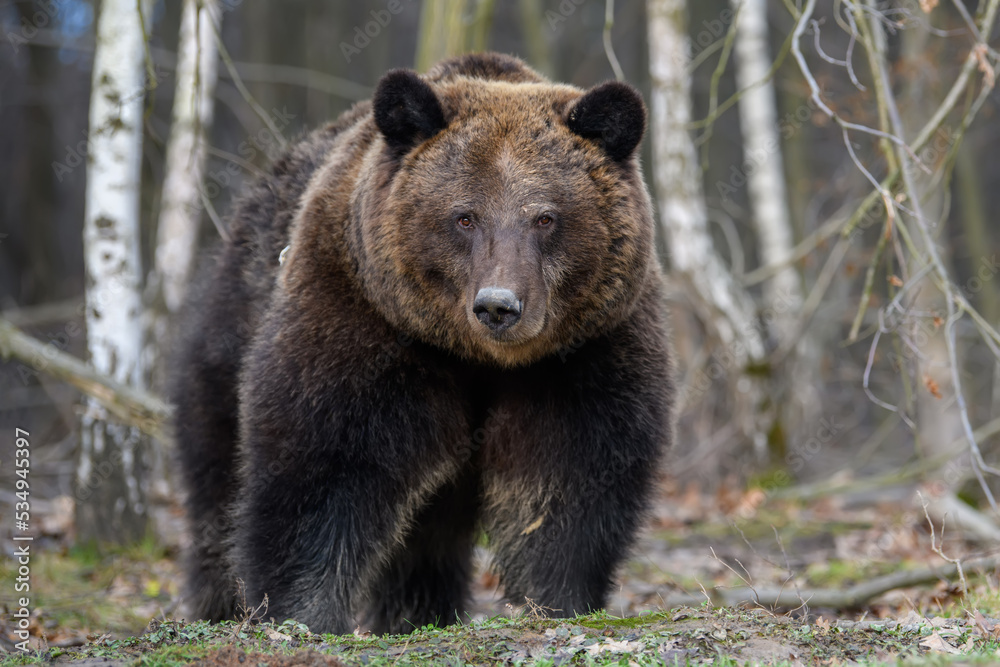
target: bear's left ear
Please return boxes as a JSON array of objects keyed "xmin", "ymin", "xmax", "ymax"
[
  {"xmin": 373, "ymin": 69, "xmax": 447, "ymax": 151},
  {"xmin": 566, "ymin": 81, "xmax": 645, "ymax": 161}
]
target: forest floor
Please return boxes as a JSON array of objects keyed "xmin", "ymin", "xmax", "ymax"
[{"xmin": 2, "ymin": 475, "xmax": 1000, "ymax": 666}]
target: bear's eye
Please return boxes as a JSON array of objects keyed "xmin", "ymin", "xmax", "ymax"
[
  {"xmin": 536, "ymin": 214, "xmax": 554, "ymax": 227},
  {"xmin": 457, "ymin": 215, "xmax": 473, "ymax": 229}
]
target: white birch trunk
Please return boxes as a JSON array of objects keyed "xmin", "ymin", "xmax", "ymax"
[
  {"xmin": 730, "ymin": 0, "xmax": 813, "ymax": 443},
  {"xmin": 78, "ymin": 0, "xmax": 152, "ymax": 543},
  {"xmin": 155, "ymin": 0, "xmax": 220, "ymax": 314},
  {"xmin": 730, "ymin": 0, "xmax": 801, "ymax": 321},
  {"xmin": 648, "ymin": 0, "xmax": 769, "ymax": 455}
]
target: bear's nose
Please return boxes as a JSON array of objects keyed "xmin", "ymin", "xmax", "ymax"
[{"xmin": 473, "ymin": 287, "xmax": 522, "ymax": 333}]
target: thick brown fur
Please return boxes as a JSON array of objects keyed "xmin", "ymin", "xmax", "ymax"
[{"xmin": 170, "ymin": 52, "xmax": 673, "ymax": 635}]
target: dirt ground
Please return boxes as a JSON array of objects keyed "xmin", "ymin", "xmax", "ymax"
[{"xmin": 190, "ymin": 646, "xmax": 344, "ymax": 667}]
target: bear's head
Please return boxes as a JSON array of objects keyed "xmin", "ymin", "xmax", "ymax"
[{"xmin": 353, "ymin": 54, "xmax": 656, "ymax": 367}]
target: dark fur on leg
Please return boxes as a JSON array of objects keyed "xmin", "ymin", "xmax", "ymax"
[{"xmin": 363, "ymin": 467, "xmax": 480, "ymax": 635}]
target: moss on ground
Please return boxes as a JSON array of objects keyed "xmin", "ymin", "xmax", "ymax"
[
  {"xmin": 0, "ymin": 538, "xmax": 174, "ymax": 637},
  {"xmin": 3, "ymin": 606, "xmax": 999, "ymax": 667}
]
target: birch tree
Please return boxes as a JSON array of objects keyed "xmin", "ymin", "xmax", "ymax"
[
  {"xmin": 78, "ymin": 0, "xmax": 153, "ymax": 543},
  {"xmin": 647, "ymin": 0, "xmax": 770, "ymax": 455},
  {"xmin": 729, "ymin": 0, "xmax": 812, "ymax": 438},
  {"xmin": 729, "ymin": 0, "xmax": 801, "ymax": 328},
  {"xmin": 155, "ymin": 0, "xmax": 221, "ymax": 314}
]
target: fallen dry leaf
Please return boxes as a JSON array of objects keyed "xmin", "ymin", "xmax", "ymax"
[
  {"xmin": 585, "ymin": 639, "xmax": 643, "ymax": 655},
  {"xmin": 920, "ymin": 632, "xmax": 960, "ymax": 654},
  {"xmin": 973, "ymin": 610, "xmax": 1000, "ymax": 640},
  {"xmin": 264, "ymin": 627, "xmax": 293, "ymax": 642}
]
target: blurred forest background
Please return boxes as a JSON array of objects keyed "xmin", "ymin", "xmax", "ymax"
[{"xmin": 1, "ymin": 0, "xmax": 1000, "ymax": 632}]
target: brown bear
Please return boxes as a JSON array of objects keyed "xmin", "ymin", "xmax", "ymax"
[{"xmin": 170, "ymin": 52, "xmax": 672, "ymax": 635}]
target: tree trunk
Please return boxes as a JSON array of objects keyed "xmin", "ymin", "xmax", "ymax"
[
  {"xmin": 154, "ymin": 0, "xmax": 221, "ymax": 314},
  {"xmin": 415, "ymin": 0, "xmax": 469, "ymax": 72},
  {"xmin": 518, "ymin": 0, "xmax": 553, "ymax": 77},
  {"xmin": 729, "ymin": 0, "xmax": 811, "ymax": 449},
  {"xmin": 467, "ymin": 0, "xmax": 495, "ymax": 53},
  {"xmin": 876, "ymin": 7, "xmax": 962, "ymax": 470},
  {"xmin": 956, "ymin": 145, "xmax": 1000, "ymax": 423},
  {"xmin": 647, "ymin": 0, "xmax": 770, "ymax": 457},
  {"xmin": 77, "ymin": 0, "xmax": 153, "ymax": 545},
  {"xmin": 729, "ymin": 0, "xmax": 800, "ymax": 320}
]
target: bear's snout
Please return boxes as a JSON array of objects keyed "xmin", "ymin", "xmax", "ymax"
[{"xmin": 473, "ymin": 287, "xmax": 522, "ymax": 334}]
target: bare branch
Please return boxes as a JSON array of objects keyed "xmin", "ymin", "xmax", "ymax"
[
  {"xmin": 603, "ymin": 0, "xmax": 625, "ymax": 81},
  {"xmin": 861, "ymin": 0, "xmax": 1000, "ymax": 508},
  {"xmin": 0, "ymin": 318, "xmax": 171, "ymax": 442},
  {"xmin": 667, "ymin": 554, "xmax": 1000, "ymax": 609}
]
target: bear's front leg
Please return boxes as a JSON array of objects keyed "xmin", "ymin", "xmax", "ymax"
[
  {"xmin": 480, "ymin": 307, "xmax": 672, "ymax": 617},
  {"xmin": 230, "ymin": 303, "xmax": 472, "ymax": 634}
]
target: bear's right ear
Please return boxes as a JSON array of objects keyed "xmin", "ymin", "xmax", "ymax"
[
  {"xmin": 373, "ymin": 69, "xmax": 447, "ymax": 151},
  {"xmin": 566, "ymin": 81, "xmax": 645, "ymax": 161}
]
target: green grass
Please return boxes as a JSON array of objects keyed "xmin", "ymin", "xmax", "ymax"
[
  {"xmin": 3, "ymin": 605, "xmax": 997, "ymax": 667},
  {"xmin": 804, "ymin": 558, "xmax": 902, "ymax": 588},
  {"xmin": 0, "ymin": 653, "xmax": 48, "ymax": 667},
  {"xmin": 0, "ymin": 537, "xmax": 176, "ymax": 639}
]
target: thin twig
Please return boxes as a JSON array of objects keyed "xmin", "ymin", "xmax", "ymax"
[
  {"xmin": 773, "ymin": 237, "xmax": 849, "ymax": 363},
  {"xmin": 696, "ymin": 1, "xmax": 742, "ymax": 157},
  {"xmin": 811, "ymin": 17, "xmax": 865, "ymax": 90},
  {"xmin": 920, "ymin": 492, "xmax": 968, "ymax": 593},
  {"xmin": 209, "ymin": 19, "xmax": 287, "ymax": 148},
  {"xmin": 688, "ymin": 19, "xmax": 796, "ymax": 133},
  {"xmin": 199, "ymin": 184, "xmax": 231, "ymax": 242},
  {"xmin": 602, "ymin": 0, "xmax": 624, "ymax": 81},
  {"xmin": 848, "ymin": 229, "xmax": 888, "ymax": 341},
  {"xmin": 864, "ymin": 0, "xmax": 1000, "ymax": 508},
  {"xmin": 790, "ymin": 0, "xmax": 926, "ymax": 161}
]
